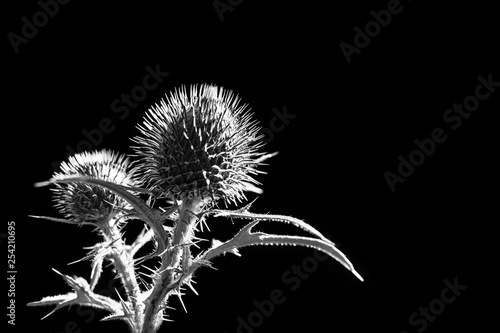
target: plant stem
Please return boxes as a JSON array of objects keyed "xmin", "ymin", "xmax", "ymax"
[
  {"xmin": 102, "ymin": 216, "xmax": 142, "ymax": 332},
  {"xmin": 141, "ymin": 197, "xmax": 202, "ymax": 333}
]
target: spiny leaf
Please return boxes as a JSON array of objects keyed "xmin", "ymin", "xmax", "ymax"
[
  {"xmin": 27, "ymin": 268, "xmax": 123, "ymax": 319},
  {"xmin": 202, "ymin": 220, "xmax": 364, "ymax": 281}
]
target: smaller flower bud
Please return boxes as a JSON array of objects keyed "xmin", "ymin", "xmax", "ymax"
[{"xmin": 51, "ymin": 150, "xmax": 141, "ymax": 225}]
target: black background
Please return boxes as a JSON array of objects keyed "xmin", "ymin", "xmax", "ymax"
[{"xmin": 3, "ymin": 0, "xmax": 498, "ymax": 332}]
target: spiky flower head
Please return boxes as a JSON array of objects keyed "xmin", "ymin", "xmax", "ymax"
[
  {"xmin": 132, "ymin": 84, "xmax": 266, "ymax": 205},
  {"xmin": 52, "ymin": 150, "xmax": 141, "ymax": 224}
]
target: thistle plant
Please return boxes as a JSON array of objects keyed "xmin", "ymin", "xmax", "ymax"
[{"xmin": 29, "ymin": 84, "xmax": 363, "ymax": 333}]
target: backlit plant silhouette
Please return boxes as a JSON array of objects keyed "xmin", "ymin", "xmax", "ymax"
[{"xmin": 29, "ymin": 84, "xmax": 363, "ymax": 333}]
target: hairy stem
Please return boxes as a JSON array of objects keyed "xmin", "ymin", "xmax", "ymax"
[
  {"xmin": 102, "ymin": 216, "xmax": 142, "ymax": 332},
  {"xmin": 141, "ymin": 197, "xmax": 202, "ymax": 333}
]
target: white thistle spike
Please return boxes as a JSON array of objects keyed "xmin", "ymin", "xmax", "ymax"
[
  {"xmin": 174, "ymin": 289, "xmax": 188, "ymax": 313},
  {"xmin": 184, "ymin": 279, "xmax": 198, "ymax": 296},
  {"xmin": 161, "ymin": 310, "xmax": 173, "ymax": 322}
]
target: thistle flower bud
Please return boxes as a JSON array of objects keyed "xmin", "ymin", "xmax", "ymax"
[
  {"xmin": 132, "ymin": 84, "xmax": 266, "ymax": 205},
  {"xmin": 51, "ymin": 150, "xmax": 141, "ymax": 224}
]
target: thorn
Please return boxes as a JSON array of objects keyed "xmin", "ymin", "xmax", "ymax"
[
  {"xmin": 161, "ymin": 311, "xmax": 173, "ymax": 322},
  {"xmin": 141, "ymin": 265, "xmax": 161, "ymax": 277},
  {"xmin": 196, "ymin": 216, "xmax": 211, "ymax": 232},
  {"xmin": 189, "ymin": 237, "xmax": 207, "ymax": 249},
  {"xmin": 239, "ymin": 197, "xmax": 258, "ymax": 213},
  {"xmin": 115, "ymin": 288, "xmax": 132, "ymax": 316},
  {"xmin": 175, "ymin": 290, "xmax": 187, "ymax": 313},
  {"xmin": 67, "ymin": 255, "xmax": 92, "ymax": 265},
  {"xmin": 352, "ymin": 270, "xmax": 364, "ymax": 282},
  {"xmin": 134, "ymin": 255, "xmax": 147, "ymax": 265},
  {"xmin": 158, "ymin": 246, "xmax": 170, "ymax": 257},
  {"xmin": 185, "ymin": 279, "xmax": 198, "ymax": 296},
  {"xmin": 134, "ymin": 247, "xmax": 160, "ymax": 265},
  {"xmin": 34, "ymin": 180, "xmax": 52, "ymax": 187},
  {"xmin": 29, "ymin": 215, "xmax": 95, "ymax": 226},
  {"xmin": 136, "ymin": 275, "xmax": 146, "ymax": 285},
  {"xmin": 138, "ymin": 271, "xmax": 155, "ymax": 279},
  {"xmin": 254, "ymin": 151, "xmax": 279, "ymax": 164},
  {"xmin": 41, "ymin": 307, "xmax": 59, "ymax": 320}
]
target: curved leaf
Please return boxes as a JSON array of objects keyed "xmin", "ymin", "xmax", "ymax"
[
  {"xmin": 35, "ymin": 175, "xmax": 167, "ymax": 255},
  {"xmin": 200, "ymin": 220, "xmax": 364, "ymax": 281}
]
